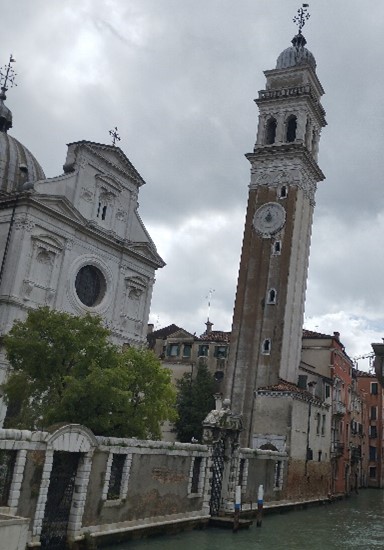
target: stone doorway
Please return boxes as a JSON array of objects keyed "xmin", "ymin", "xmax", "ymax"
[{"xmin": 40, "ymin": 451, "xmax": 80, "ymax": 550}]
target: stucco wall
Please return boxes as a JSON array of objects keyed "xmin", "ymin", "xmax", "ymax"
[
  {"xmin": 0, "ymin": 424, "xmax": 291, "ymax": 545},
  {"xmin": 82, "ymin": 450, "xmax": 204, "ymax": 528},
  {"xmin": 283, "ymin": 459, "xmax": 331, "ymax": 501},
  {"xmin": 16, "ymin": 450, "xmax": 44, "ymax": 530}
]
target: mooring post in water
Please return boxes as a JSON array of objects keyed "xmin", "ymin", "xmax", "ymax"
[
  {"xmin": 256, "ymin": 484, "xmax": 264, "ymax": 527},
  {"xmin": 233, "ymin": 485, "xmax": 241, "ymax": 533}
]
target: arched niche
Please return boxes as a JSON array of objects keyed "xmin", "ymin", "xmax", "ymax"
[
  {"xmin": 286, "ymin": 115, "xmax": 297, "ymax": 143},
  {"xmin": 265, "ymin": 117, "xmax": 277, "ymax": 145}
]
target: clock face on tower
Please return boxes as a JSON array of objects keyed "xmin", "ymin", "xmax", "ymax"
[{"xmin": 253, "ymin": 202, "xmax": 286, "ymax": 236}]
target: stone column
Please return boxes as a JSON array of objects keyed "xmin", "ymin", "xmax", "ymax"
[{"xmin": 202, "ymin": 399, "xmax": 243, "ymax": 516}]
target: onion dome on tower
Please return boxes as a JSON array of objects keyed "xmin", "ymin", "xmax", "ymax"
[
  {"xmin": 0, "ymin": 55, "xmax": 45, "ymax": 194},
  {"xmin": 276, "ymin": 3, "xmax": 316, "ymax": 71},
  {"xmin": 276, "ymin": 32, "xmax": 316, "ymax": 70}
]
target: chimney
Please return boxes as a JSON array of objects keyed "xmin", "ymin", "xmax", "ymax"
[
  {"xmin": 205, "ymin": 319, "xmax": 214, "ymax": 335},
  {"xmin": 147, "ymin": 323, "xmax": 154, "ymax": 335},
  {"xmin": 333, "ymin": 331, "xmax": 340, "ymax": 341}
]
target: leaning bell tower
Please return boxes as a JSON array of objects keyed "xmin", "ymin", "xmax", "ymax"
[{"xmin": 225, "ymin": 7, "xmax": 327, "ymax": 446}]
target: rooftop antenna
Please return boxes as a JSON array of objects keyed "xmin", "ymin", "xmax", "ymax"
[
  {"xmin": 155, "ymin": 314, "xmax": 160, "ymax": 331},
  {"xmin": 0, "ymin": 54, "xmax": 17, "ymax": 99},
  {"xmin": 206, "ymin": 289, "xmax": 215, "ymax": 320},
  {"xmin": 205, "ymin": 289, "xmax": 215, "ymax": 335},
  {"xmin": 109, "ymin": 126, "xmax": 121, "ymax": 146},
  {"xmin": 293, "ymin": 4, "xmax": 310, "ymax": 34}
]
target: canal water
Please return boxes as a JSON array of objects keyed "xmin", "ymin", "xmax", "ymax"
[{"xmin": 104, "ymin": 489, "xmax": 384, "ymax": 549}]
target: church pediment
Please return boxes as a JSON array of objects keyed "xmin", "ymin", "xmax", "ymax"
[
  {"xmin": 64, "ymin": 141, "xmax": 146, "ymax": 188},
  {"xmin": 33, "ymin": 195, "xmax": 87, "ymax": 225},
  {"xmin": 127, "ymin": 242, "xmax": 165, "ymax": 268},
  {"xmin": 31, "ymin": 233, "xmax": 64, "ymax": 253},
  {"xmin": 95, "ymin": 173, "xmax": 123, "ymax": 194}
]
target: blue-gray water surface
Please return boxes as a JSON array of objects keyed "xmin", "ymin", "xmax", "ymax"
[{"xmin": 103, "ymin": 489, "xmax": 384, "ymax": 550}]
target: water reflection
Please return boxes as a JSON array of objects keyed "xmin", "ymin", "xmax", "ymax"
[{"xmin": 104, "ymin": 489, "xmax": 384, "ymax": 550}]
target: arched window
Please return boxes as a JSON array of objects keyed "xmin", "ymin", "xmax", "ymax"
[
  {"xmin": 272, "ymin": 241, "xmax": 281, "ymax": 255},
  {"xmin": 265, "ymin": 117, "xmax": 277, "ymax": 145},
  {"xmin": 286, "ymin": 115, "xmax": 297, "ymax": 142},
  {"xmin": 279, "ymin": 186, "xmax": 287, "ymax": 199},
  {"xmin": 267, "ymin": 289, "xmax": 277, "ymax": 304},
  {"xmin": 97, "ymin": 201, "xmax": 108, "ymax": 220},
  {"xmin": 262, "ymin": 338, "xmax": 271, "ymax": 354}
]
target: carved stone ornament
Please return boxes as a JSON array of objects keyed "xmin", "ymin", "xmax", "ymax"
[
  {"xmin": 115, "ymin": 209, "xmax": 127, "ymax": 221},
  {"xmin": 253, "ymin": 202, "xmax": 286, "ymax": 237},
  {"xmin": 129, "ymin": 288, "xmax": 142, "ymax": 300},
  {"xmin": 80, "ymin": 187, "xmax": 94, "ymax": 202},
  {"xmin": 254, "ymin": 172, "xmax": 272, "ymax": 186},
  {"xmin": 125, "ymin": 275, "xmax": 147, "ymax": 298},
  {"xmin": 46, "ymin": 288, "xmax": 55, "ymax": 304},
  {"xmin": 14, "ymin": 217, "xmax": 35, "ymax": 232},
  {"xmin": 99, "ymin": 190, "xmax": 116, "ymax": 204},
  {"xmin": 36, "ymin": 250, "xmax": 54, "ymax": 265},
  {"xmin": 22, "ymin": 280, "xmax": 34, "ymax": 299},
  {"xmin": 202, "ymin": 399, "xmax": 243, "ymax": 444}
]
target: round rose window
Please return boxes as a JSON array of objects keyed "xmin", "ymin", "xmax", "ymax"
[{"xmin": 75, "ymin": 265, "xmax": 106, "ymax": 307}]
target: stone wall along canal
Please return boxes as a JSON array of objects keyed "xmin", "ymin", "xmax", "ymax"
[{"xmin": 104, "ymin": 489, "xmax": 384, "ymax": 550}]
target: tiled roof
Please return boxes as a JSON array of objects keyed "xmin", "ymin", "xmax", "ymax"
[
  {"xmin": 198, "ymin": 331, "xmax": 230, "ymax": 343},
  {"xmin": 258, "ymin": 378, "xmax": 322, "ymax": 403},
  {"xmin": 148, "ymin": 324, "xmax": 182, "ymax": 339},
  {"xmin": 147, "ymin": 324, "xmax": 182, "ymax": 348},
  {"xmin": 302, "ymin": 329, "xmax": 332, "ymax": 339},
  {"xmin": 354, "ymin": 369, "xmax": 376, "ymax": 378}
]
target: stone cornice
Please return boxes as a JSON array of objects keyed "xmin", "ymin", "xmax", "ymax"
[
  {"xmin": 64, "ymin": 141, "xmax": 146, "ymax": 188},
  {"xmin": 256, "ymin": 86, "xmax": 326, "ymax": 128},
  {"xmin": 0, "ymin": 193, "xmax": 164, "ymax": 270},
  {"xmin": 256, "ymin": 389, "xmax": 330, "ymax": 409},
  {"xmin": 264, "ymin": 64, "xmax": 325, "ymax": 97},
  {"xmin": 246, "ymin": 143, "xmax": 325, "ymax": 183}
]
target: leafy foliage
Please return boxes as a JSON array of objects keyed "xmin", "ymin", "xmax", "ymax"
[
  {"xmin": 2, "ymin": 307, "xmax": 176, "ymax": 438},
  {"xmin": 174, "ymin": 363, "xmax": 216, "ymax": 442}
]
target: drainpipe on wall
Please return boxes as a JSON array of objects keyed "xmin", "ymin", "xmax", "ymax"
[{"xmin": 305, "ymin": 401, "xmax": 312, "ymax": 476}]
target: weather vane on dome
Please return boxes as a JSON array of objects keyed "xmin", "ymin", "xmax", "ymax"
[
  {"xmin": 0, "ymin": 54, "xmax": 17, "ymax": 98},
  {"xmin": 293, "ymin": 4, "xmax": 310, "ymax": 34},
  {"xmin": 109, "ymin": 126, "xmax": 121, "ymax": 146}
]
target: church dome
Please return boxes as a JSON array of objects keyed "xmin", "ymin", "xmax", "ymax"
[
  {"xmin": 276, "ymin": 33, "xmax": 316, "ymax": 71},
  {"xmin": 0, "ymin": 132, "xmax": 45, "ymax": 193},
  {"xmin": 0, "ymin": 96, "xmax": 12, "ymax": 132},
  {"xmin": 0, "ymin": 93, "xmax": 45, "ymax": 194}
]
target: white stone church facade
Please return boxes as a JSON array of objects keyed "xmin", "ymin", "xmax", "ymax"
[{"xmin": 0, "ymin": 93, "xmax": 164, "ymax": 423}]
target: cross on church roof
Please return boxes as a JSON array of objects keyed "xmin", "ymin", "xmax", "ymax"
[
  {"xmin": 293, "ymin": 4, "xmax": 310, "ymax": 34},
  {"xmin": 0, "ymin": 55, "xmax": 17, "ymax": 99},
  {"xmin": 109, "ymin": 126, "xmax": 121, "ymax": 146}
]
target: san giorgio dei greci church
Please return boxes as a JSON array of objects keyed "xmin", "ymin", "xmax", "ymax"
[{"xmin": 0, "ymin": 70, "xmax": 165, "ymax": 425}]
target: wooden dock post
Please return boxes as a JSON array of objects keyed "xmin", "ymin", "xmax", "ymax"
[
  {"xmin": 233, "ymin": 485, "xmax": 241, "ymax": 533},
  {"xmin": 256, "ymin": 484, "xmax": 264, "ymax": 527}
]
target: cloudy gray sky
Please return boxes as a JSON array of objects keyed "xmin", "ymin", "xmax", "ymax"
[{"xmin": 2, "ymin": 0, "xmax": 383, "ymax": 368}]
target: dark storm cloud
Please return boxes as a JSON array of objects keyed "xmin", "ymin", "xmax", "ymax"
[{"xmin": 2, "ymin": 0, "xmax": 384, "ymax": 361}]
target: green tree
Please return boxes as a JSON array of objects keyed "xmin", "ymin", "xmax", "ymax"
[
  {"xmin": 2, "ymin": 307, "xmax": 176, "ymax": 438},
  {"xmin": 174, "ymin": 363, "xmax": 216, "ymax": 442},
  {"xmin": 54, "ymin": 347, "xmax": 177, "ymax": 439}
]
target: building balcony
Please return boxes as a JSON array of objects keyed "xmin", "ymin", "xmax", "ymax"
[
  {"xmin": 333, "ymin": 401, "xmax": 346, "ymax": 416},
  {"xmin": 331, "ymin": 442, "xmax": 344, "ymax": 457}
]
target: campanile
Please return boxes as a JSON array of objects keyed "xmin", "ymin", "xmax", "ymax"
[{"xmin": 226, "ymin": 12, "xmax": 327, "ymax": 446}]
